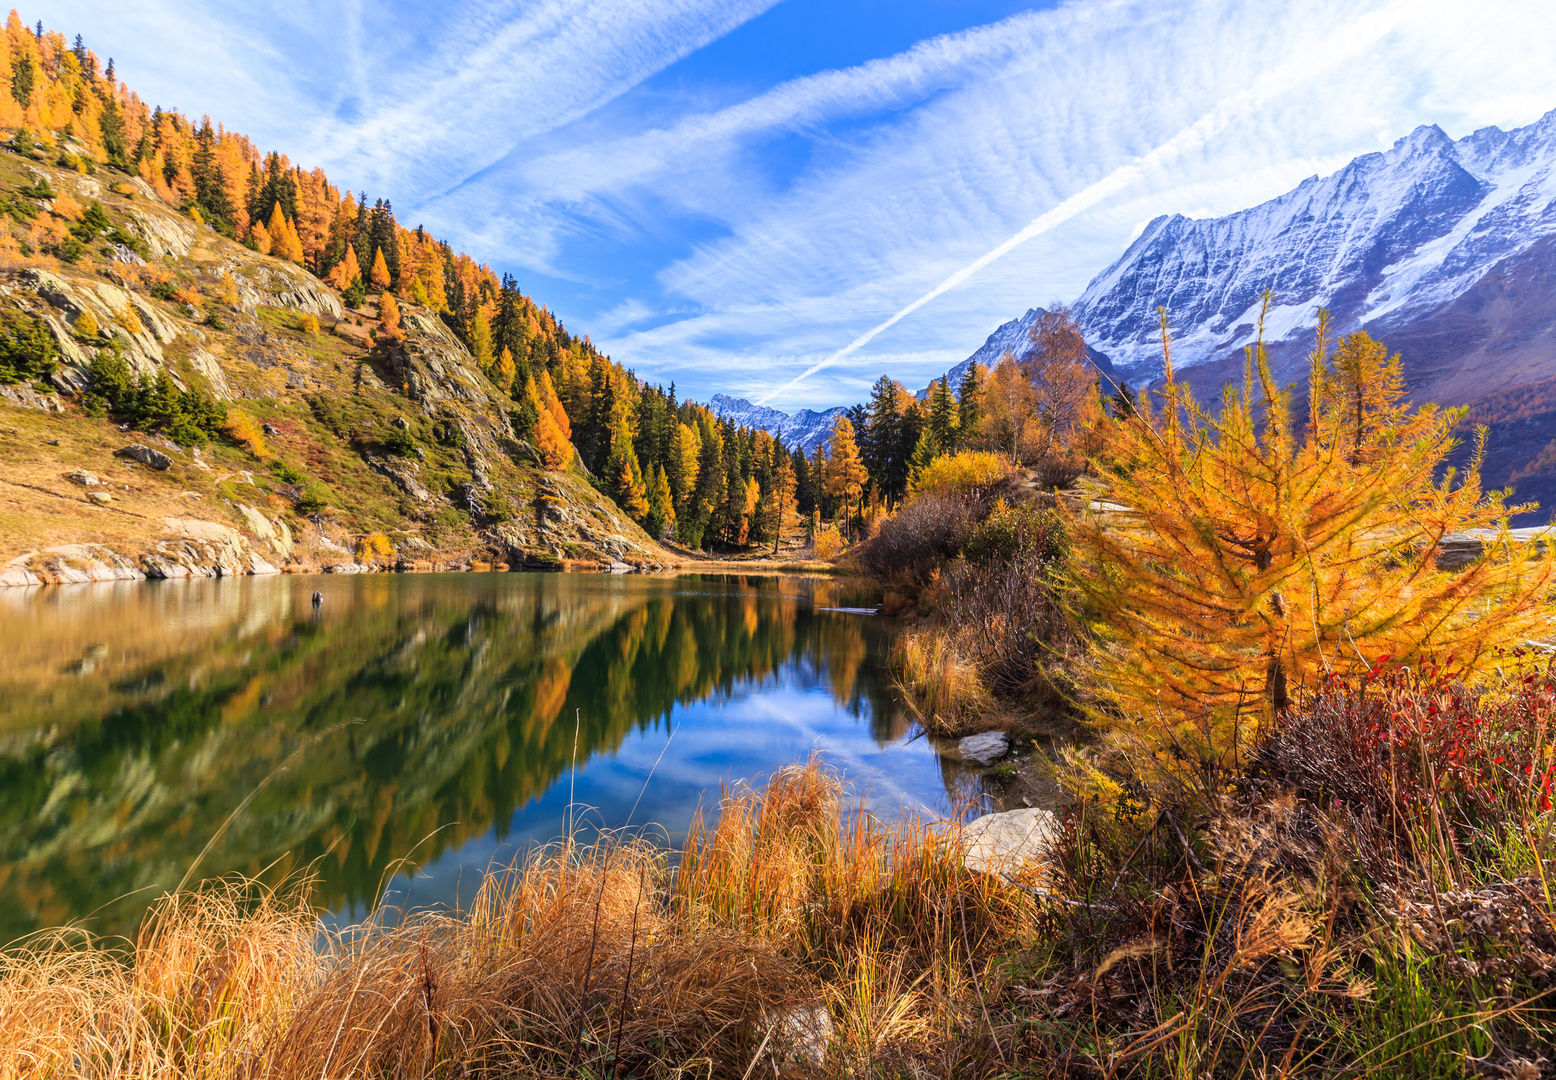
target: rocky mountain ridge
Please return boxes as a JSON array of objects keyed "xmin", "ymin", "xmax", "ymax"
[
  {"xmin": 706, "ymin": 393, "xmax": 845, "ymax": 453},
  {"xmin": 1072, "ymin": 109, "xmax": 1556, "ymax": 383}
]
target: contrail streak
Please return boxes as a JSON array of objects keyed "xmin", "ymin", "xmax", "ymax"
[{"xmin": 754, "ymin": 2, "xmax": 1408, "ymax": 408}]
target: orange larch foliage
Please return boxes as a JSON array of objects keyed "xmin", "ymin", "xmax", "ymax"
[
  {"xmin": 327, "ymin": 246, "xmax": 361, "ymax": 291},
  {"xmin": 368, "ymin": 247, "xmax": 391, "ymax": 291}
]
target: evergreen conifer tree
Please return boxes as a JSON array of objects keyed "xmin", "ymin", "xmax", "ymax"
[{"xmin": 929, "ymin": 376, "xmax": 958, "ymax": 452}]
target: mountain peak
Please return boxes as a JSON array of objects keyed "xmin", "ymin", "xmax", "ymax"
[{"xmin": 1072, "ymin": 110, "xmax": 1556, "ymax": 375}]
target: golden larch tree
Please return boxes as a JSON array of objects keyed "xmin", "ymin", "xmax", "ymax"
[
  {"xmin": 537, "ymin": 368, "xmax": 571, "ymax": 442},
  {"xmin": 377, "ymin": 292, "xmax": 402, "ymax": 343},
  {"xmin": 825, "ymin": 415, "xmax": 868, "ymax": 540},
  {"xmin": 369, "ymin": 247, "xmax": 391, "ymax": 292},
  {"xmin": 1068, "ymin": 300, "xmax": 1555, "ymax": 760},
  {"xmin": 328, "ymin": 246, "xmax": 361, "ymax": 292}
]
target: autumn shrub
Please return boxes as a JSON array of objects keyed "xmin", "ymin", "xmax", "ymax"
[
  {"xmin": 354, "ymin": 533, "xmax": 394, "ymax": 562},
  {"xmin": 960, "ymin": 499, "xmax": 1066, "ymax": 566},
  {"xmin": 812, "ymin": 522, "xmax": 846, "ymax": 560},
  {"xmin": 115, "ymin": 302, "xmax": 144, "ymax": 337},
  {"xmin": 49, "ymin": 191, "xmax": 83, "ymax": 220},
  {"xmin": 908, "ymin": 450, "xmax": 1013, "ymax": 500},
  {"xmin": 71, "ymin": 308, "xmax": 99, "ymax": 340},
  {"xmin": 853, "ymin": 493, "xmax": 978, "ymax": 584},
  {"xmin": 298, "ymin": 313, "xmax": 320, "ymax": 337},
  {"xmin": 222, "ymin": 409, "xmax": 271, "ymax": 460},
  {"xmin": 1255, "ymin": 657, "xmax": 1556, "ymax": 857},
  {"xmin": 941, "ymin": 549, "xmax": 1074, "ymax": 702},
  {"xmin": 213, "ymin": 271, "xmax": 240, "ymax": 306}
]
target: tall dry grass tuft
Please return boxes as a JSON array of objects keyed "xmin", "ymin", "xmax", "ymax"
[
  {"xmin": 0, "ymin": 758, "xmax": 1046, "ymax": 1080},
  {"xmin": 1, "ymin": 880, "xmax": 321, "ymax": 1080},
  {"xmin": 888, "ymin": 625, "xmax": 992, "ymax": 735}
]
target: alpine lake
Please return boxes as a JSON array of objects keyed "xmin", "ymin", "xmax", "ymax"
[{"xmin": 0, "ymin": 572, "xmax": 993, "ymax": 941}]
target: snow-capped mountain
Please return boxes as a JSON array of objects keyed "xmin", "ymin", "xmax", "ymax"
[
  {"xmin": 1073, "ymin": 109, "xmax": 1556, "ymax": 383},
  {"xmin": 707, "ymin": 393, "xmax": 845, "ymax": 453}
]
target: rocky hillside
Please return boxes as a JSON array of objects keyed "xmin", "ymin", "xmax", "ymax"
[{"xmin": 0, "ymin": 151, "xmax": 672, "ymax": 586}]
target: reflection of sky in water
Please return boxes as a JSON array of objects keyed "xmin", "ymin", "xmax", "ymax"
[
  {"xmin": 381, "ymin": 636, "xmax": 983, "ymax": 918},
  {"xmin": 1, "ymin": 571, "xmax": 987, "ymax": 937}
]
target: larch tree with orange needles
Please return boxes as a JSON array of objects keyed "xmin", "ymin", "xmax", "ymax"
[
  {"xmin": 1068, "ymin": 295, "xmax": 1555, "ymax": 758},
  {"xmin": 825, "ymin": 415, "xmax": 868, "ymax": 541},
  {"xmin": 327, "ymin": 245, "xmax": 361, "ymax": 292},
  {"xmin": 368, "ymin": 247, "xmax": 391, "ymax": 292}
]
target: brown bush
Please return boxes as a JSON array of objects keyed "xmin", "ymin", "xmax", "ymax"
[{"xmin": 854, "ymin": 494, "xmax": 979, "ymax": 585}]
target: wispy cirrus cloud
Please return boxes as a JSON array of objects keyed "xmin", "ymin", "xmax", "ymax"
[
  {"xmin": 46, "ymin": 0, "xmax": 1556, "ymax": 410},
  {"xmin": 44, "ymin": 0, "xmax": 780, "ymax": 202},
  {"xmin": 424, "ymin": 0, "xmax": 1556, "ymax": 408}
]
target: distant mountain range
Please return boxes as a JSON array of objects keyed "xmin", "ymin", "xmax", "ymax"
[
  {"xmin": 711, "ymin": 108, "xmax": 1556, "ymax": 517},
  {"xmin": 926, "ymin": 307, "xmax": 1118, "ymax": 402},
  {"xmin": 1068, "ymin": 107, "xmax": 1556, "ymax": 520},
  {"xmin": 705, "ymin": 394, "xmax": 845, "ymax": 453}
]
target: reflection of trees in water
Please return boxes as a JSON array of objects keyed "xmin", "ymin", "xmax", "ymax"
[{"xmin": 0, "ymin": 575, "xmax": 905, "ymax": 940}]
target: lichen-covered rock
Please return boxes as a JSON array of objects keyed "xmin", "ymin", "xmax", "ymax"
[{"xmin": 129, "ymin": 209, "xmax": 194, "ymax": 259}]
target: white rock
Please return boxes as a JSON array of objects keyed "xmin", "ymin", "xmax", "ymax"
[
  {"xmin": 958, "ymin": 731, "xmax": 1010, "ymax": 766},
  {"xmin": 961, "ymin": 807, "xmax": 1058, "ymax": 876}
]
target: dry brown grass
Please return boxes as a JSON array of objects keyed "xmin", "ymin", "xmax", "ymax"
[
  {"xmin": 888, "ymin": 625, "xmax": 992, "ymax": 736},
  {"xmin": 0, "ymin": 758, "xmax": 1046, "ymax": 1080}
]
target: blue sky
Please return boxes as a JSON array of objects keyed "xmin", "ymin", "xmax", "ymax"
[{"xmin": 47, "ymin": 0, "xmax": 1556, "ymax": 408}]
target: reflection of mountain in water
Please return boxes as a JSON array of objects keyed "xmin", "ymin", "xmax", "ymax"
[{"xmin": 0, "ymin": 574, "xmax": 898, "ymax": 940}]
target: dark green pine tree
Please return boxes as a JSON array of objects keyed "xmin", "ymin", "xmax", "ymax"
[
  {"xmin": 584, "ymin": 353, "xmax": 616, "ymax": 475},
  {"xmin": 11, "ymin": 53, "xmax": 35, "ymax": 107},
  {"xmin": 791, "ymin": 447, "xmax": 812, "ymax": 516},
  {"xmin": 1111, "ymin": 380, "xmax": 1137, "ymax": 420},
  {"xmin": 191, "ymin": 119, "xmax": 235, "ymax": 236},
  {"xmin": 861, "ymin": 376, "xmax": 899, "ymax": 501},
  {"xmin": 957, "ymin": 363, "xmax": 983, "ymax": 442},
  {"xmin": 96, "ymin": 89, "xmax": 127, "ymax": 166},
  {"xmin": 928, "ymin": 376, "xmax": 958, "ymax": 454},
  {"xmin": 893, "ymin": 403, "xmax": 925, "ymax": 501}
]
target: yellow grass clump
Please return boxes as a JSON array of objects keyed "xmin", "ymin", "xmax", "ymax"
[
  {"xmin": 888, "ymin": 625, "xmax": 991, "ymax": 735},
  {"xmin": 0, "ymin": 760, "xmax": 1043, "ymax": 1080}
]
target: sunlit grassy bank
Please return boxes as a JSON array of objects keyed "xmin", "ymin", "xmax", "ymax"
[{"xmin": 0, "ymin": 760, "xmax": 1042, "ymax": 1079}]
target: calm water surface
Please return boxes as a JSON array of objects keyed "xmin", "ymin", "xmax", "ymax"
[{"xmin": 0, "ymin": 572, "xmax": 983, "ymax": 940}]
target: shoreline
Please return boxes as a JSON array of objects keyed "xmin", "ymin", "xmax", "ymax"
[{"xmin": 0, "ymin": 547, "xmax": 845, "ymax": 586}]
